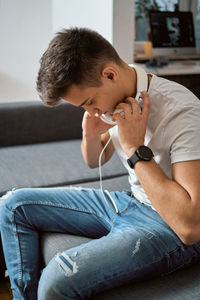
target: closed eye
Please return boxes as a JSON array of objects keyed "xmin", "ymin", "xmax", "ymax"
[{"xmin": 85, "ymin": 98, "xmax": 94, "ymax": 106}]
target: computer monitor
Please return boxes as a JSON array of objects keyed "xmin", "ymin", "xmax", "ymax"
[{"xmin": 149, "ymin": 11, "xmax": 196, "ymax": 57}]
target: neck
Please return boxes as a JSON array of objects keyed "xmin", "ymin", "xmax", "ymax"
[{"xmin": 123, "ymin": 63, "xmax": 137, "ymax": 98}]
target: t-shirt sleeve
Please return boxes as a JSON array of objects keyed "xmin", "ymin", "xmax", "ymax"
[{"xmin": 164, "ymin": 102, "xmax": 200, "ymax": 164}]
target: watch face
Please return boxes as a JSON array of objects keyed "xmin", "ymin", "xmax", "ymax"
[{"xmin": 137, "ymin": 146, "xmax": 153, "ymax": 160}]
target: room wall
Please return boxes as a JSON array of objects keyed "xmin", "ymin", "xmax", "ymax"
[
  {"xmin": 52, "ymin": 0, "xmax": 113, "ymax": 44},
  {"xmin": 52, "ymin": 0, "xmax": 134, "ymax": 63},
  {"xmin": 0, "ymin": 0, "xmax": 52, "ymax": 102},
  {"xmin": 0, "ymin": 0, "xmax": 134, "ymax": 103}
]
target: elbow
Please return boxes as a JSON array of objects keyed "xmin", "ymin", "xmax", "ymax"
[
  {"xmin": 88, "ymin": 163, "xmax": 97, "ymax": 169},
  {"xmin": 180, "ymin": 236, "xmax": 199, "ymax": 246},
  {"xmin": 178, "ymin": 226, "xmax": 200, "ymax": 246},
  {"xmin": 174, "ymin": 203, "xmax": 200, "ymax": 246},
  {"xmin": 82, "ymin": 156, "xmax": 98, "ymax": 168},
  {"xmin": 86, "ymin": 161, "xmax": 98, "ymax": 169}
]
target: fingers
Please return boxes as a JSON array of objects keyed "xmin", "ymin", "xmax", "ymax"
[
  {"xmin": 115, "ymin": 102, "xmax": 132, "ymax": 115},
  {"xmin": 140, "ymin": 91, "xmax": 150, "ymax": 121},
  {"xmin": 112, "ymin": 91, "xmax": 150, "ymax": 122},
  {"xmin": 124, "ymin": 97, "xmax": 139, "ymax": 114}
]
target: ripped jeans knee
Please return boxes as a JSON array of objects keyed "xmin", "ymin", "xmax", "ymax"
[
  {"xmin": 55, "ymin": 252, "xmax": 78, "ymax": 277},
  {"xmin": 0, "ymin": 188, "xmax": 16, "ymax": 205},
  {"xmin": 38, "ymin": 251, "xmax": 82, "ymax": 300},
  {"xmin": 0, "ymin": 188, "xmax": 17, "ymax": 225}
]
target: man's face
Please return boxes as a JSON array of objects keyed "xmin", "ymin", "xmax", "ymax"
[{"xmin": 62, "ymin": 66, "xmax": 129, "ymax": 118}]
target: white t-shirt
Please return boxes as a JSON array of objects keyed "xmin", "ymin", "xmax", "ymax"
[{"xmin": 109, "ymin": 72, "xmax": 200, "ymax": 208}]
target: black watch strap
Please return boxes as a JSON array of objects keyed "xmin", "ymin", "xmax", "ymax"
[
  {"xmin": 127, "ymin": 146, "xmax": 154, "ymax": 169},
  {"xmin": 127, "ymin": 153, "xmax": 140, "ymax": 168}
]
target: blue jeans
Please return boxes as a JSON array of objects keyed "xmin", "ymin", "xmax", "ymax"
[{"xmin": 1, "ymin": 187, "xmax": 200, "ymax": 300}]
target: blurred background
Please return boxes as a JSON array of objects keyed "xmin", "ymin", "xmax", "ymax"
[{"xmin": 0, "ymin": 0, "xmax": 199, "ymax": 103}]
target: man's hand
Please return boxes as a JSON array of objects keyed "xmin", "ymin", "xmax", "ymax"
[
  {"xmin": 82, "ymin": 111, "xmax": 114, "ymax": 139},
  {"xmin": 113, "ymin": 91, "xmax": 150, "ymax": 157}
]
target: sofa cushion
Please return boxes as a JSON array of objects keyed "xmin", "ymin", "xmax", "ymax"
[
  {"xmin": 0, "ymin": 140, "xmax": 128, "ymax": 196},
  {"xmin": 68, "ymin": 174, "xmax": 130, "ymax": 191},
  {"xmin": 0, "ymin": 101, "xmax": 84, "ymax": 147}
]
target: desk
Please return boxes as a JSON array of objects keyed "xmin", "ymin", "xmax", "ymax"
[{"xmin": 135, "ymin": 60, "xmax": 200, "ymax": 99}]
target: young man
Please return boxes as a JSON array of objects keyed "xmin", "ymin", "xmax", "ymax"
[{"xmin": 1, "ymin": 27, "xmax": 200, "ymax": 299}]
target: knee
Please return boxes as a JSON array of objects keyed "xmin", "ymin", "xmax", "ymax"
[
  {"xmin": 38, "ymin": 252, "xmax": 83, "ymax": 300},
  {"xmin": 1, "ymin": 188, "xmax": 33, "ymax": 210},
  {"xmin": 0, "ymin": 189, "xmax": 29, "ymax": 224}
]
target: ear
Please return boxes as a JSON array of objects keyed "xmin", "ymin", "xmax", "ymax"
[{"xmin": 101, "ymin": 66, "xmax": 119, "ymax": 82}]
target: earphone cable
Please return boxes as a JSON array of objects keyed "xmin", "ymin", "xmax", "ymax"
[{"xmin": 99, "ymin": 136, "xmax": 119, "ymax": 214}]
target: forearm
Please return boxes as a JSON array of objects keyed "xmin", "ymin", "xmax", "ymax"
[
  {"xmin": 81, "ymin": 111, "xmax": 114, "ymax": 168},
  {"xmin": 134, "ymin": 159, "xmax": 200, "ymax": 244},
  {"xmin": 81, "ymin": 134, "xmax": 105, "ymax": 168}
]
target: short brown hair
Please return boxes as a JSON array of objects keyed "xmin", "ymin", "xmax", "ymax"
[{"xmin": 37, "ymin": 27, "xmax": 122, "ymax": 106}]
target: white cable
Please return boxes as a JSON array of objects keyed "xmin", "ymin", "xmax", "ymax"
[{"xmin": 99, "ymin": 136, "xmax": 119, "ymax": 214}]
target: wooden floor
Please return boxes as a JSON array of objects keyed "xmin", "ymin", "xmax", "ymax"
[{"xmin": 0, "ymin": 279, "xmax": 12, "ymax": 300}]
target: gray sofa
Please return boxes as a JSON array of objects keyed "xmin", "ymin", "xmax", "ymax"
[{"xmin": 0, "ymin": 100, "xmax": 200, "ymax": 299}]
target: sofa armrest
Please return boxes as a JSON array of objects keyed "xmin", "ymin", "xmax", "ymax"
[{"xmin": 0, "ymin": 101, "xmax": 84, "ymax": 147}]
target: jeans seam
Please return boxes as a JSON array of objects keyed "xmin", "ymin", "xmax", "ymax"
[
  {"xmin": 122, "ymin": 205, "xmax": 137, "ymax": 214},
  {"xmin": 11, "ymin": 210, "xmax": 23, "ymax": 287},
  {"xmin": 11, "ymin": 201, "xmax": 113, "ymax": 230}
]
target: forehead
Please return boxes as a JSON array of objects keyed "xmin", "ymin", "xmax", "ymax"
[{"xmin": 62, "ymin": 84, "xmax": 97, "ymax": 106}]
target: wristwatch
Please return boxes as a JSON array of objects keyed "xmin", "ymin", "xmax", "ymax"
[{"xmin": 127, "ymin": 145, "xmax": 154, "ymax": 169}]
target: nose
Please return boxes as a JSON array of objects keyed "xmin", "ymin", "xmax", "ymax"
[{"xmin": 84, "ymin": 107, "xmax": 102, "ymax": 117}]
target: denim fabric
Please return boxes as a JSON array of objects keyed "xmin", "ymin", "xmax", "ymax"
[{"xmin": 1, "ymin": 187, "xmax": 200, "ymax": 300}]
